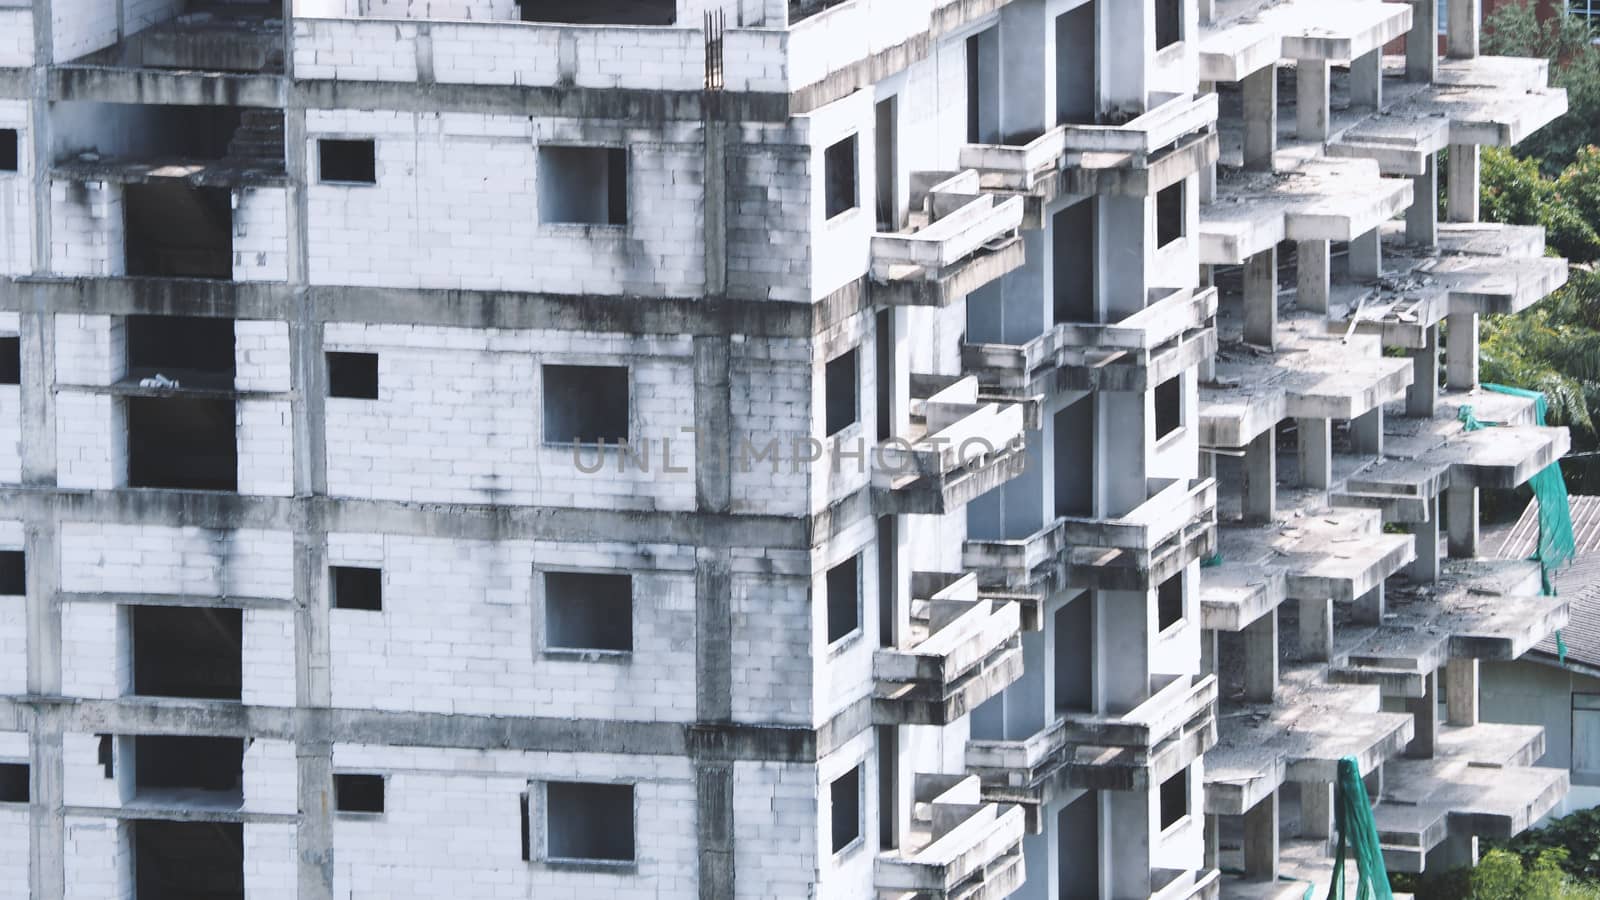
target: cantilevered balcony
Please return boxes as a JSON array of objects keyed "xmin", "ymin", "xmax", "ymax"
[
  {"xmin": 872, "ymin": 376, "xmax": 1028, "ymax": 516},
  {"xmin": 875, "ymin": 775, "xmax": 1026, "ymax": 900},
  {"xmin": 1057, "ymin": 92, "xmax": 1220, "ymax": 196},
  {"xmin": 1152, "ymin": 867, "xmax": 1222, "ymax": 900},
  {"xmin": 965, "ymin": 287, "xmax": 1217, "ymax": 397},
  {"xmin": 869, "ymin": 171, "xmax": 1025, "ymax": 307},
  {"xmin": 965, "ymin": 477, "xmax": 1217, "ymax": 595},
  {"xmin": 874, "ymin": 572, "xmax": 1024, "ymax": 726},
  {"xmin": 967, "ymin": 674, "xmax": 1216, "ymax": 812}
]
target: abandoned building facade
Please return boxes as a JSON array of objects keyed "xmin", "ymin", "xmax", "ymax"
[{"xmin": 0, "ymin": 0, "xmax": 1582, "ymax": 896}]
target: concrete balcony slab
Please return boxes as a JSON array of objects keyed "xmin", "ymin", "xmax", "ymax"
[
  {"xmin": 1202, "ymin": 158, "xmax": 1413, "ymax": 266},
  {"xmin": 874, "ymin": 572, "xmax": 1024, "ymax": 727},
  {"xmin": 1200, "ymin": 0, "xmax": 1412, "ymax": 82},
  {"xmin": 1200, "ymin": 565, "xmax": 1288, "ymax": 633},
  {"xmin": 870, "ymin": 178, "xmax": 1026, "ymax": 308},
  {"xmin": 875, "ymin": 775, "xmax": 1027, "ymax": 900},
  {"xmin": 1059, "ymin": 92, "xmax": 1219, "ymax": 165},
  {"xmin": 873, "ymin": 376, "xmax": 1030, "ymax": 516},
  {"xmin": 1375, "ymin": 758, "xmax": 1568, "ymax": 872}
]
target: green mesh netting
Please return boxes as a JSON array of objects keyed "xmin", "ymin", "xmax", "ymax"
[{"xmin": 1325, "ymin": 756, "xmax": 1393, "ymax": 900}]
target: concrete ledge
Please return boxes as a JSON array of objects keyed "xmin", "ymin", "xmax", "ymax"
[{"xmin": 50, "ymin": 65, "xmax": 287, "ymax": 107}]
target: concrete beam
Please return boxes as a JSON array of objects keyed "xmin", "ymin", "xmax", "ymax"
[
  {"xmin": 1407, "ymin": 325, "xmax": 1439, "ymax": 417},
  {"xmin": 1405, "ymin": 669, "xmax": 1438, "ymax": 758},
  {"xmin": 1351, "ymin": 406, "xmax": 1383, "ymax": 457},
  {"xmin": 1243, "ymin": 790, "xmax": 1280, "ymax": 882},
  {"xmin": 1350, "ymin": 227, "xmax": 1382, "ymax": 281},
  {"xmin": 1446, "ymin": 658, "xmax": 1480, "ymax": 726},
  {"xmin": 1300, "ymin": 782, "xmax": 1333, "ymax": 840},
  {"xmin": 1297, "ymin": 59, "xmax": 1331, "ymax": 143},
  {"xmin": 1243, "ymin": 65, "xmax": 1278, "ymax": 172},
  {"xmin": 1297, "ymin": 240, "xmax": 1330, "ymax": 314},
  {"xmin": 1351, "ymin": 50, "xmax": 1383, "ymax": 113},
  {"xmin": 1447, "ymin": 483, "xmax": 1479, "ymax": 558},
  {"xmin": 1408, "ymin": 153, "xmax": 1439, "ymax": 247},
  {"xmin": 1299, "ymin": 596, "xmax": 1333, "ymax": 662},
  {"xmin": 1244, "ymin": 429, "xmax": 1276, "ymax": 524},
  {"xmin": 1447, "ymin": 144, "xmax": 1480, "ymax": 223},
  {"xmin": 1244, "ymin": 610, "xmax": 1278, "ymax": 703},
  {"xmin": 1297, "ymin": 418, "xmax": 1332, "ymax": 489},
  {"xmin": 1447, "ymin": 0, "xmax": 1481, "ymax": 59},
  {"xmin": 1244, "ymin": 247, "xmax": 1278, "ymax": 348},
  {"xmin": 1408, "ymin": 0, "xmax": 1439, "ymax": 83},
  {"xmin": 1446, "ymin": 312, "xmax": 1478, "ymax": 390}
]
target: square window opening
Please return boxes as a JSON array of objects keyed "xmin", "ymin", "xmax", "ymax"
[
  {"xmin": 0, "ymin": 550, "xmax": 22, "ymax": 596},
  {"xmin": 0, "ymin": 336, "xmax": 19, "ymax": 385},
  {"xmin": 1157, "ymin": 573, "xmax": 1183, "ymax": 632},
  {"xmin": 127, "ymin": 396, "xmax": 237, "ymax": 491},
  {"xmin": 826, "ymin": 555, "xmax": 861, "ymax": 645},
  {"xmin": 135, "ymin": 819, "xmax": 243, "ymax": 900},
  {"xmin": 133, "ymin": 735, "xmax": 243, "ymax": 804},
  {"xmin": 1155, "ymin": 375, "xmax": 1182, "ymax": 440},
  {"xmin": 830, "ymin": 765, "xmax": 861, "ymax": 854},
  {"xmin": 1156, "ymin": 0, "xmax": 1184, "ymax": 50},
  {"xmin": 126, "ymin": 315, "xmax": 236, "ymax": 387},
  {"xmin": 546, "ymin": 781, "xmax": 635, "ymax": 863},
  {"xmin": 545, "ymin": 572, "xmax": 632, "ymax": 652},
  {"xmin": 825, "ymin": 349, "xmax": 859, "ymax": 437},
  {"xmin": 132, "ymin": 605, "xmax": 242, "ymax": 701},
  {"xmin": 331, "ymin": 566, "xmax": 382, "ymax": 611},
  {"xmin": 543, "ymin": 364, "xmax": 629, "ymax": 445},
  {"xmin": 1159, "ymin": 768, "xmax": 1188, "ymax": 830},
  {"xmin": 327, "ymin": 352, "xmax": 378, "ymax": 400},
  {"xmin": 334, "ymin": 773, "xmax": 385, "ymax": 814},
  {"xmin": 537, "ymin": 146, "xmax": 628, "ymax": 225},
  {"xmin": 0, "ymin": 129, "xmax": 16, "ymax": 172},
  {"xmin": 318, "ymin": 139, "xmax": 376, "ymax": 184},
  {"xmin": 124, "ymin": 184, "xmax": 234, "ymax": 280},
  {"xmin": 824, "ymin": 135, "xmax": 859, "ymax": 220},
  {"xmin": 0, "ymin": 763, "xmax": 27, "ymax": 802},
  {"xmin": 1156, "ymin": 181, "xmax": 1186, "ymax": 249}
]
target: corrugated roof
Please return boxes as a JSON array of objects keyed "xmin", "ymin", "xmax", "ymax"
[{"xmin": 1495, "ymin": 496, "xmax": 1600, "ymax": 670}]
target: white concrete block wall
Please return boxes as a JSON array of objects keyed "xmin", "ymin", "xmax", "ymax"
[
  {"xmin": 322, "ymin": 323, "xmax": 696, "ymax": 510},
  {"xmin": 245, "ymin": 824, "xmax": 298, "ymax": 900},
  {"xmin": 54, "ymin": 391, "xmax": 120, "ymax": 490},
  {"xmin": 361, "ymin": 0, "xmax": 517, "ymax": 21},
  {"xmin": 0, "ymin": 597, "xmax": 23, "ymax": 696},
  {"xmin": 0, "ymin": 807, "xmax": 25, "ymax": 900},
  {"xmin": 237, "ymin": 398, "xmax": 294, "ymax": 496},
  {"xmin": 732, "ymin": 760, "xmax": 819, "ymax": 898},
  {"xmin": 728, "ymin": 340, "xmax": 809, "ymax": 517},
  {"xmin": 809, "ymin": 318, "xmax": 874, "ymax": 515},
  {"xmin": 63, "ymin": 817, "xmax": 131, "ymax": 900},
  {"xmin": 0, "ymin": 11, "xmax": 33, "ymax": 68},
  {"xmin": 244, "ymin": 738, "xmax": 297, "ymax": 815},
  {"xmin": 58, "ymin": 524, "xmax": 296, "ymax": 599},
  {"xmin": 729, "ymin": 558, "xmax": 811, "ymax": 725},
  {"xmin": 59, "ymin": 602, "xmax": 122, "ymax": 699},
  {"xmin": 812, "ymin": 519, "xmax": 876, "ymax": 723},
  {"xmin": 815, "ymin": 732, "xmax": 875, "ymax": 899},
  {"xmin": 305, "ymin": 110, "xmax": 705, "ymax": 297},
  {"xmin": 242, "ymin": 608, "xmax": 297, "ymax": 707},
  {"xmin": 50, "ymin": 0, "xmax": 119, "ymax": 62},
  {"xmin": 235, "ymin": 320, "xmax": 292, "ymax": 392},
  {"xmin": 330, "ymin": 745, "xmax": 696, "ymax": 900},
  {"xmin": 329, "ymin": 533, "xmax": 697, "ymax": 720},
  {"xmin": 49, "ymin": 180, "xmax": 123, "ymax": 277},
  {"xmin": 0, "ymin": 102, "xmax": 30, "ymax": 275},
  {"xmin": 290, "ymin": 19, "xmax": 421, "ymax": 82},
  {"xmin": 55, "ymin": 314, "xmax": 124, "ymax": 386},
  {"xmin": 808, "ymin": 93, "xmax": 875, "ymax": 301},
  {"xmin": 232, "ymin": 188, "xmax": 290, "ymax": 283},
  {"xmin": 726, "ymin": 136, "xmax": 811, "ymax": 303},
  {"xmin": 62, "ymin": 733, "xmax": 119, "ymax": 809},
  {"xmin": 0, "ymin": 310, "xmax": 21, "ymax": 484},
  {"xmin": 1151, "ymin": 761, "xmax": 1206, "ymax": 874}
]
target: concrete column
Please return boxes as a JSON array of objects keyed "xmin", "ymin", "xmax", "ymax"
[
  {"xmin": 1243, "ymin": 65, "xmax": 1278, "ymax": 171},
  {"xmin": 1201, "ymin": 627, "xmax": 1218, "ymax": 676},
  {"xmin": 1299, "ymin": 596, "xmax": 1333, "ymax": 662},
  {"xmin": 1297, "ymin": 418, "xmax": 1332, "ymax": 489},
  {"xmin": 1408, "ymin": 152, "xmax": 1439, "ymax": 247},
  {"xmin": 1204, "ymin": 814, "xmax": 1220, "ymax": 869},
  {"xmin": 998, "ymin": 0, "xmax": 1057, "ymax": 142},
  {"xmin": 1351, "ymin": 406, "xmax": 1383, "ymax": 457},
  {"xmin": 1300, "ymin": 782, "xmax": 1334, "ymax": 840},
  {"xmin": 1296, "ymin": 59, "xmax": 1331, "ymax": 142},
  {"xmin": 1408, "ymin": 496, "xmax": 1441, "ymax": 583},
  {"xmin": 1406, "ymin": 325, "xmax": 1440, "ymax": 417},
  {"xmin": 1446, "ymin": 658, "xmax": 1481, "ymax": 726},
  {"xmin": 1354, "ymin": 583, "xmax": 1385, "ymax": 625},
  {"xmin": 1406, "ymin": 669, "xmax": 1439, "ymax": 759},
  {"xmin": 1447, "ymin": 0, "xmax": 1481, "ymax": 59},
  {"xmin": 1351, "ymin": 50, "xmax": 1383, "ymax": 112},
  {"xmin": 1408, "ymin": 0, "xmax": 1439, "ymax": 83},
  {"xmin": 1447, "ymin": 144, "xmax": 1480, "ymax": 222},
  {"xmin": 1244, "ymin": 247, "xmax": 1277, "ymax": 348},
  {"xmin": 1445, "ymin": 312, "xmax": 1478, "ymax": 389},
  {"xmin": 1429, "ymin": 829, "xmax": 1480, "ymax": 872},
  {"xmin": 1447, "ymin": 483, "xmax": 1479, "ymax": 558},
  {"xmin": 1243, "ymin": 429, "xmax": 1276, "ymax": 524},
  {"xmin": 1244, "ymin": 610, "xmax": 1278, "ymax": 703},
  {"xmin": 1244, "ymin": 790, "xmax": 1280, "ymax": 882},
  {"xmin": 1297, "ymin": 240, "xmax": 1331, "ymax": 314},
  {"xmin": 1201, "ymin": 82, "xmax": 1218, "ymax": 204},
  {"xmin": 1350, "ymin": 227, "xmax": 1382, "ymax": 281}
]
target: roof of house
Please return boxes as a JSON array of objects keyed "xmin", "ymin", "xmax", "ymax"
[{"xmin": 1492, "ymin": 495, "xmax": 1600, "ymax": 672}]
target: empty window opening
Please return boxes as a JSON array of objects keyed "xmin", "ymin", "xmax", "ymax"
[
  {"xmin": 127, "ymin": 396, "xmax": 237, "ymax": 491},
  {"xmin": 0, "ymin": 550, "xmax": 22, "ymax": 595},
  {"xmin": 0, "ymin": 763, "xmax": 26, "ymax": 802},
  {"xmin": 825, "ymin": 349, "xmax": 858, "ymax": 437},
  {"xmin": 132, "ymin": 606, "xmax": 242, "ymax": 701},
  {"xmin": 133, "ymin": 735, "xmax": 244, "ymax": 805},
  {"xmin": 134, "ymin": 819, "xmax": 243, "ymax": 900},
  {"xmin": 875, "ymin": 97, "xmax": 899, "ymax": 231},
  {"xmin": 1157, "ymin": 574, "xmax": 1184, "ymax": 632},
  {"xmin": 334, "ymin": 773, "xmax": 385, "ymax": 814},
  {"xmin": 318, "ymin": 139, "xmax": 375, "ymax": 185},
  {"xmin": 97, "ymin": 734, "xmax": 114, "ymax": 778},
  {"xmin": 124, "ymin": 184, "xmax": 233, "ymax": 279},
  {"xmin": 545, "ymin": 781, "xmax": 635, "ymax": 863},
  {"xmin": 1054, "ymin": 594, "xmax": 1093, "ymax": 714},
  {"xmin": 519, "ymin": 791, "xmax": 532, "ymax": 861},
  {"xmin": 1054, "ymin": 396, "xmax": 1095, "ymax": 518},
  {"xmin": 55, "ymin": 103, "xmax": 248, "ymax": 163},
  {"xmin": 1155, "ymin": 375, "xmax": 1182, "ymax": 439},
  {"xmin": 876, "ymin": 726, "xmax": 898, "ymax": 850},
  {"xmin": 545, "ymin": 572, "xmax": 632, "ymax": 652},
  {"xmin": 331, "ymin": 566, "xmax": 382, "ymax": 611},
  {"xmin": 0, "ymin": 130, "xmax": 15, "ymax": 172},
  {"xmin": 1053, "ymin": 198, "xmax": 1097, "ymax": 324},
  {"xmin": 543, "ymin": 365, "xmax": 628, "ymax": 444},
  {"xmin": 1156, "ymin": 181, "xmax": 1186, "ymax": 248},
  {"xmin": 830, "ymin": 765, "xmax": 861, "ymax": 854},
  {"xmin": 875, "ymin": 312, "xmax": 893, "ymax": 442},
  {"xmin": 826, "ymin": 555, "xmax": 860, "ymax": 645},
  {"xmin": 966, "ymin": 28, "xmax": 1000, "ymax": 144},
  {"xmin": 521, "ymin": 0, "xmax": 674, "ymax": 24},
  {"xmin": 1056, "ymin": 3, "xmax": 1097, "ymax": 126},
  {"xmin": 326, "ymin": 352, "xmax": 378, "ymax": 400},
  {"xmin": 1156, "ymin": 0, "xmax": 1184, "ymax": 50},
  {"xmin": 126, "ymin": 315, "xmax": 235, "ymax": 388},
  {"xmin": 1159, "ymin": 768, "xmax": 1188, "ymax": 830},
  {"xmin": 537, "ymin": 146, "xmax": 628, "ymax": 225},
  {"xmin": 824, "ymin": 135, "xmax": 859, "ymax": 220},
  {"xmin": 0, "ymin": 336, "xmax": 19, "ymax": 385}
]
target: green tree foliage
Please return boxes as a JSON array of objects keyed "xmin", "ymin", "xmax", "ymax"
[
  {"xmin": 1503, "ymin": 807, "xmax": 1600, "ymax": 883},
  {"xmin": 1482, "ymin": 3, "xmax": 1600, "ymax": 174},
  {"xmin": 1480, "ymin": 146, "xmax": 1600, "ymax": 263},
  {"xmin": 1395, "ymin": 849, "xmax": 1600, "ymax": 900},
  {"xmin": 1480, "ymin": 267, "xmax": 1600, "ymax": 439}
]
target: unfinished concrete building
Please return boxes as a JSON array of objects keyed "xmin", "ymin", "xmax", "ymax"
[{"xmin": 0, "ymin": 0, "xmax": 1578, "ymax": 896}]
